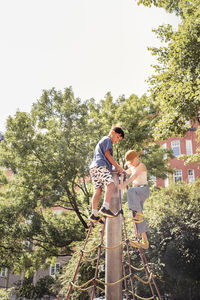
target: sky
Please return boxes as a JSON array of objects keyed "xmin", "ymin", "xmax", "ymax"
[{"xmin": 0, "ymin": 0, "xmax": 179, "ymax": 133}]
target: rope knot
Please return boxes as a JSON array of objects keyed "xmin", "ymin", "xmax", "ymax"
[{"xmin": 129, "ymin": 272, "xmax": 134, "ymax": 279}]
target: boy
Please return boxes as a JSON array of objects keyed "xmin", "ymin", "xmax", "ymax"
[
  {"xmin": 118, "ymin": 150, "xmax": 150, "ymax": 249},
  {"xmin": 89, "ymin": 126, "xmax": 125, "ymax": 224}
]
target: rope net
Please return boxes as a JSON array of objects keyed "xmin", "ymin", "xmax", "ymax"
[{"xmin": 65, "ymin": 174, "xmax": 162, "ymax": 300}]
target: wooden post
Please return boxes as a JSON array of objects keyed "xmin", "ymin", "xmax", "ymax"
[{"xmin": 105, "ymin": 170, "xmax": 122, "ymax": 300}]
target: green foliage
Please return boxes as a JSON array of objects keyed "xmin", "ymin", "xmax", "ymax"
[
  {"xmin": 58, "ymin": 225, "xmax": 106, "ymax": 299},
  {"xmin": 35, "ymin": 276, "xmax": 57, "ymax": 299},
  {"xmin": 145, "ymin": 180, "xmax": 200, "ymax": 298},
  {"xmin": 0, "ymin": 87, "xmax": 90, "ymax": 276},
  {"xmin": 88, "ymin": 93, "xmax": 172, "ymax": 179},
  {"xmin": 0, "ymin": 182, "xmax": 85, "ymax": 276},
  {"xmin": 0, "ymin": 86, "xmax": 173, "ymax": 292},
  {"xmin": 140, "ymin": 142, "xmax": 174, "ymax": 179},
  {"xmin": 15, "ymin": 278, "xmax": 35, "ymax": 299},
  {"xmin": 0, "ymin": 2, "xmax": 199, "ymax": 298},
  {"xmin": 36, "ymin": 180, "xmax": 200, "ymax": 299},
  {"xmin": 137, "ymin": 0, "xmax": 183, "ymax": 15},
  {"xmin": 137, "ymin": 0, "xmax": 200, "ymax": 140},
  {"xmin": 1, "ymin": 87, "xmax": 92, "ymax": 227},
  {"xmin": 0, "ymin": 288, "xmax": 14, "ymax": 300},
  {"xmin": 14, "ymin": 276, "xmax": 56, "ymax": 300}
]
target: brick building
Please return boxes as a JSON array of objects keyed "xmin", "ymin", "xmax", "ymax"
[
  {"xmin": 155, "ymin": 121, "xmax": 200, "ymax": 187},
  {"xmin": 0, "ymin": 254, "xmax": 69, "ymax": 299},
  {"xmin": 0, "ymin": 205, "xmax": 70, "ymax": 300}
]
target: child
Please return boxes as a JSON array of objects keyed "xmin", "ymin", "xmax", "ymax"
[
  {"xmin": 89, "ymin": 126, "xmax": 125, "ymax": 224},
  {"xmin": 118, "ymin": 150, "xmax": 150, "ymax": 249}
]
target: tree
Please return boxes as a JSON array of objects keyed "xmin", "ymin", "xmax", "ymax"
[
  {"xmin": 137, "ymin": 0, "xmax": 200, "ymax": 140},
  {"xmin": 0, "ymin": 87, "xmax": 92, "ymax": 275},
  {"xmin": 145, "ymin": 181, "xmax": 200, "ymax": 299},
  {"xmin": 138, "ymin": 0, "xmax": 185, "ymax": 15},
  {"xmin": 0, "ymin": 288, "xmax": 13, "ymax": 300},
  {"xmin": 1, "ymin": 87, "xmax": 92, "ymax": 223},
  {"xmin": 88, "ymin": 92, "xmax": 174, "ymax": 179},
  {"xmin": 0, "ymin": 87, "xmax": 173, "ymax": 282},
  {"xmin": 15, "ymin": 276, "xmax": 56, "ymax": 300},
  {"xmin": 58, "ymin": 181, "xmax": 200, "ymax": 299}
]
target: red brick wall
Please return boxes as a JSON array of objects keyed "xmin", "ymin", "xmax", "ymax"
[{"xmin": 157, "ymin": 124, "xmax": 200, "ymax": 187}]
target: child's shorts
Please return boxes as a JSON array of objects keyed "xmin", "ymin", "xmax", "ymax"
[{"xmin": 90, "ymin": 166, "xmax": 114, "ymax": 189}]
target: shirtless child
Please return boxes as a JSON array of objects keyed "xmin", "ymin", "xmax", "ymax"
[{"xmin": 118, "ymin": 150, "xmax": 150, "ymax": 249}]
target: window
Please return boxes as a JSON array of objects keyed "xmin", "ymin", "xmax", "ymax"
[
  {"xmin": 53, "ymin": 209, "xmax": 63, "ymax": 215},
  {"xmin": 171, "ymin": 140, "xmax": 181, "ymax": 157},
  {"xmin": 23, "ymin": 241, "xmax": 33, "ymax": 250},
  {"xmin": 149, "ymin": 175, "xmax": 156, "ymax": 186},
  {"xmin": 50, "ymin": 263, "xmax": 60, "ymax": 276},
  {"xmin": 164, "ymin": 175, "xmax": 169, "ymax": 187},
  {"xmin": 188, "ymin": 169, "xmax": 195, "ymax": 183},
  {"xmin": 162, "ymin": 143, "xmax": 167, "ymax": 160},
  {"xmin": 0, "ymin": 268, "xmax": 7, "ymax": 277},
  {"xmin": 25, "ymin": 216, "xmax": 33, "ymax": 225},
  {"xmin": 173, "ymin": 170, "xmax": 182, "ymax": 182},
  {"xmin": 186, "ymin": 140, "xmax": 193, "ymax": 155},
  {"xmin": 0, "ymin": 132, "xmax": 5, "ymax": 142},
  {"xmin": 185, "ymin": 120, "xmax": 190, "ymax": 126}
]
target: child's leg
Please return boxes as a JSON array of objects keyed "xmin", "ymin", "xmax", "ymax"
[
  {"xmin": 92, "ymin": 187, "xmax": 102, "ymax": 213},
  {"xmin": 127, "ymin": 186, "xmax": 149, "ymax": 212},
  {"xmin": 127, "ymin": 186, "xmax": 149, "ymax": 234},
  {"xmin": 103, "ymin": 182, "xmax": 115, "ymax": 207},
  {"xmin": 130, "ymin": 231, "xmax": 149, "ymax": 249},
  {"xmin": 136, "ymin": 187, "xmax": 150, "ymax": 234},
  {"xmin": 90, "ymin": 167, "xmax": 104, "ymax": 215},
  {"xmin": 89, "ymin": 187, "xmax": 104, "ymax": 224},
  {"xmin": 141, "ymin": 232, "xmax": 148, "ymax": 242},
  {"xmin": 127, "ymin": 187, "xmax": 142, "ymax": 212},
  {"xmin": 99, "ymin": 181, "xmax": 116, "ymax": 217},
  {"xmin": 136, "ymin": 219, "xmax": 149, "ymax": 236},
  {"xmin": 100, "ymin": 182, "xmax": 116, "ymax": 217},
  {"xmin": 96, "ymin": 167, "xmax": 115, "ymax": 215}
]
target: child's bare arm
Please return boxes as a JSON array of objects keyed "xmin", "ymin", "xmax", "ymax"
[
  {"xmin": 125, "ymin": 167, "xmax": 132, "ymax": 175},
  {"xmin": 118, "ymin": 163, "xmax": 146, "ymax": 189},
  {"xmin": 118, "ymin": 173, "xmax": 137, "ymax": 189},
  {"xmin": 104, "ymin": 149, "xmax": 124, "ymax": 173}
]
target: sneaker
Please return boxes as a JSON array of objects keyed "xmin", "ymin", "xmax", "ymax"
[
  {"xmin": 132, "ymin": 212, "xmax": 144, "ymax": 223},
  {"xmin": 132, "ymin": 210, "xmax": 137, "ymax": 217},
  {"xmin": 89, "ymin": 214, "xmax": 104, "ymax": 224},
  {"xmin": 130, "ymin": 239, "xmax": 149, "ymax": 249},
  {"xmin": 99, "ymin": 207, "xmax": 116, "ymax": 218}
]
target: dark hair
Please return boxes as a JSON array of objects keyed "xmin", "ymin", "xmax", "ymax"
[{"xmin": 112, "ymin": 127, "xmax": 125, "ymax": 139}]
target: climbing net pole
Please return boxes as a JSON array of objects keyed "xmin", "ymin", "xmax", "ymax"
[
  {"xmin": 105, "ymin": 170, "xmax": 123, "ymax": 300},
  {"xmin": 119, "ymin": 173, "xmax": 136, "ymax": 300}
]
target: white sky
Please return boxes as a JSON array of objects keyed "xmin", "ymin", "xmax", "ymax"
[{"xmin": 0, "ymin": 0, "xmax": 179, "ymax": 133}]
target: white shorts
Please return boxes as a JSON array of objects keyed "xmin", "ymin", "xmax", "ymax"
[{"xmin": 90, "ymin": 166, "xmax": 114, "ymax": 189}]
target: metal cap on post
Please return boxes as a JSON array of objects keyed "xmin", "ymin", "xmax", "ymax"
[{"xmin": 105, "ymin": 170, "xmax": 122, "ymax": 300}]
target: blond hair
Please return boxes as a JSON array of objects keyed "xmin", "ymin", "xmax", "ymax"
[{"xmin": 125, "ymin": 150, "xmax": 138, "ymax": 166}]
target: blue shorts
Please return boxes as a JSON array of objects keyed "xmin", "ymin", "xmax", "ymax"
[{"xmin": 127, "ymin": 185, "xmax": 150, "ymax": 234}]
